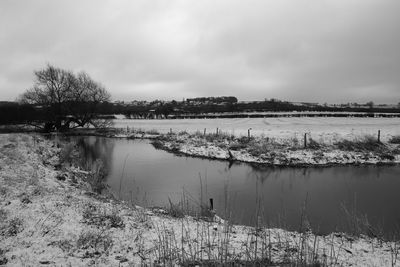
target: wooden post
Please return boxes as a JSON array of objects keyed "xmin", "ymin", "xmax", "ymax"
[
  {"xmin": 209, "ymin": 198, "xmax": 214, "ymax": 210},
  {"xmin": 216, "ymin": 128, "xmax": 219, "ymax": 136},
  {"xmin": 248, "ymin": 128, "xmax": 252, "ymax": 140},
  {"xmin": 204, "ymin": 128, "xmax": 206, "ymax": 136},
  {"xmin": 378, "ymin": 130, "xmax": 381, "ymax": 143},
  {"xmin": 304, "ymin": 133, "xmax": 307, "ymax": 148},
  {"xmin": 170, "ymin": 128, "xmax": 172, "ymax": 134}
]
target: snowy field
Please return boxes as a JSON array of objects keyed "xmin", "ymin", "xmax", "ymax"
[{"xmin": 114, "ymin": 117, "xmax": 400, "ymax": 144}]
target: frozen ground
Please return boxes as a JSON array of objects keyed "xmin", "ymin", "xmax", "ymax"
[
  {"xmin": 114, "ymin": 117, "xmax": 400, "ymax": 144},
  {"xmin": 1, "ymin": 134, "xmax": 400, "ymax": 266}
]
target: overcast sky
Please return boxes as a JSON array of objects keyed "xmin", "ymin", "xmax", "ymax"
[{"xmin": 1, "ymin": 0, "xmax": 399, "ymax": 104}]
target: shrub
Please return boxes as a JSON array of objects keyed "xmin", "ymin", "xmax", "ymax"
[{"xmin": 151, "ymin": 140, "xmax": 164, "ymax": 149}]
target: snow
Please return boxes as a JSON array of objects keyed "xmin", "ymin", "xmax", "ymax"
[
  {"xmin": 113, "ymin": 117, "xmax": 400, "ymax": 143},
  {"xmin": 1, "ymin": 133, "xmax": 399, "ymax": 266}
]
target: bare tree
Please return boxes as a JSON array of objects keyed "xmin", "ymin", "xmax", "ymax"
[{"xmin": 19, "ymin": 64, "xmax": 111, "ymax": 132}]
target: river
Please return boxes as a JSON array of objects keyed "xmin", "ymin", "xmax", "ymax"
[{"xmin": 74, "ymin": 136, "xmax": 400, "ymax": 237}]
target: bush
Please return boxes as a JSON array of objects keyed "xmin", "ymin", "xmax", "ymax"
[{"xmin": 151, "ymin": 140, "xmax": 164, "ymax": 149}]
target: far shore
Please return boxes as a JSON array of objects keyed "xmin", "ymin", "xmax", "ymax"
[{"xmin": 60, "ymin": 126, "xmax": 400, "ymax": 168}]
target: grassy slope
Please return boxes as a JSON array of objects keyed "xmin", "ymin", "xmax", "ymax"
[{"xmin": 0, "ymin": 134, "xmax": 399, "ymax": 266}]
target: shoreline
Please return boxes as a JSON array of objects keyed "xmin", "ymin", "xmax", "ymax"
[
  {"xmin": 45, "ymin": 127, "xmax": 400, "ymax": 168},
  {"xmin": 110, "ymin": 129, "xmax": 400, "ymax": 168}
]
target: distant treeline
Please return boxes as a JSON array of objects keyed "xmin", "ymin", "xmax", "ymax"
[
  {"xmin": 1, "ymin": 97, "xmax": 400, "ymax": 125},
  {"xmin": 123, "ymin": 99, "xmax": 400, "ymax": 119}
]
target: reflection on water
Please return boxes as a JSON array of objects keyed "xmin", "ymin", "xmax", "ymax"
[
  {"xmin": 75, "ymin": 136, "xmax": 115, "ymax": 173},
  {"xmin": 74, "ymin": 136, "xmax": 400, "ymax": 236}
]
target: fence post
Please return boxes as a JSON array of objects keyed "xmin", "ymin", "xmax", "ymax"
[
  {"xmin": 170, "ymin": 128, "xmax": 172, "ymax": 134},
  {"xmin": 209, "ymin": 198, "xmax": 214, "ymax": 210},
  {"xmin": 304, "ymin": 133, "xmax": 307, "ymax": 148},
  {"xmin": 216, "ymin": 128, "xmax": 219, "ymax": 136},
  {"xmin": 378, "ymin": 130, "xmax": 381, "ymax": 143},
  {"xmin": 204, "ymin": 128, "xmax": 206, "ymax": 136},
  {"xmin": 248, "ymin": 128, "xmax": 252, "ymax": 140}
]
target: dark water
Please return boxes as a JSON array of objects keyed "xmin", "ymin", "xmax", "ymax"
[{"xmin": 74, "ymin": 136, "xmax": 400, "ymax": 236}]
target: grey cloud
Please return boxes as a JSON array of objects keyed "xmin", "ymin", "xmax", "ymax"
[{"xmin": 0, "ymin": 0, "xmax": 399, "ymax": 103}]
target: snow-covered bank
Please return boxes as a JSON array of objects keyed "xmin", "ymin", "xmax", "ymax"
[
  {"xmin": 150, "ymin": 132, "xmax": 400, "ymax": 167},
  {"xmin": 1, "ymin": 134, "xmax": 399, "ymax": 266}
]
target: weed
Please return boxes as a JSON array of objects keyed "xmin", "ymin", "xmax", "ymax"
[
  {"xmin": 76, "ymin": 230, "xmax": 113, "ymax": 254},
  {"xmin": 340, "ymin": 200, "xmax": 383, "ymax": 239},
  {"xmin": 146, "ymin": 129, "xmax": 160, "ymax": 135},
  {"xmin": 21, "ymin": 195, "xmax": 32, "ymax": 204},
  {"xmin": 335, "ymin": 135, "xmax": 386, "ymax": 152},
  {"xmin": 0, "ymin": 248, "xmax": 7, "ymax": 265},
  {"xmin": 178, "ymin": 130, "xmax": 188, "ymax": 136},
  {"xmin": 86, "ymin": 159, "xmax": 108, "ymax": 193},
  {"xmin": 48, "ymin": 239, "xmax": 74, "ymax": 253},
  {"xmin": 1, "ymin": 217, "xmax": 24, "ymax": 237},
  {"xmin": 151, "ymin": 140, "xmax": 164, "ymax": 150},
  {"xmin": 246, "ymin": 139, "xmax": 271, "ymax": 157},
  {"xmin": 0, "ymin": 187, "xmax": 7, "ymax": 197},
  {"xmin": 389, "ymin": 135, "xmax": 400, "ymax": 144},
  {"xmin": 0, "ymin": 209, "xmax": 7, "ymax": 222},
  {"xmin": 228, "ymin": 142, "xmax": 247, "ymax": 151},
  {"xmin": 167, "ymin": 198, "xmax": 185, "ymax": 218},
  {"xmin": 307, "ymin": 138, "xmax": 321, "ymax": 150},
  {"xmin": 82, "ymin": 204, "xmax": 124, "ymax": 228}
]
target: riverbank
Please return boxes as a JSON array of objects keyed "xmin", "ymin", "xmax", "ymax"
[
  {"xmin": 61, "ymin": 127, "xmax": 400, "ymax": 167},
  {"xmin": 148, "ymin": 131, "xmax": 400, "ymax": 167},
  {"xmin": 0, "ymin": 133, "xmax": 399, "ymax": 266}
]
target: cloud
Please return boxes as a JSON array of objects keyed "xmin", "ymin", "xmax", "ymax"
[{"xmin": 0, "ymin": 0, "xmax": 399, "ymax": 103}]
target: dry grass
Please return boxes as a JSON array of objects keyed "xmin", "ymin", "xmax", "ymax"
[
  {"xmin": 389, "ymin": 135, "xmax": 400, "ymax": 144},
  {"xmin": 0, "ymin": 217, "xmax": 24, "ymax": 237},
  {"xmin": 76, "ymin": 230, "xmax": 113, "ymax": 256},
  {"xmin": 335, "ymin": 135, "xmax": 385, "ymax": 152},
  {"xmin": 81, "ymin": 203, "xmax": 124, "ymax": 229}
]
